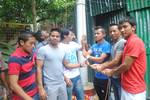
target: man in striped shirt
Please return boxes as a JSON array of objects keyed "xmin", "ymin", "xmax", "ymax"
[{"xmin": 8, "ymin": 32, "xmax": 39, "ymax": 100}]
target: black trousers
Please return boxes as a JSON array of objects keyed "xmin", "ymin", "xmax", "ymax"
[{"xmin": 93, "ymin": 77, "xmax": 109, "ymax": 100}]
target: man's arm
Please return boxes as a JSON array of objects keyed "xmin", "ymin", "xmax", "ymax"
[
  {"xmin": 83, "ymin": 48, "xmax": 109, "ymax": 63},
  {"xmin": 88, "ymin": 53, "xmax": 108, "ymax": 63},
  {"xmin": 63, "ymin": 59, "xmax": 81, "ymax": 68},
  {"xmin": 104, "ymin": 56, "xmax": 136, "ymax": 76},
  {"xmin": 97, "ymin": 53, "xmax": 122, "ymax": 71},
  {"xmin": 64, "ymin": 75, "xmax": 72, "ymax": 87},
  {"xmin": 9, "ymin": 75, "xmax": 33, "ymax": 100},
  {"xmin": 82, "ymin": 49, "xmax": 91, "ymax": 58},
  {"xmin": 81, "ymin": 35, "xmax": 89, "ymax": 51},
  {"xmin": 97, "ymin": 40, "xmax": 125, "ymax": 71},
  {"xmin": 36, "ymin": 59, "xmax": 47, "ymax": 100},
  {"xmin": 83, "ymin": 47, "xmax": 108, "ymax": 63}
]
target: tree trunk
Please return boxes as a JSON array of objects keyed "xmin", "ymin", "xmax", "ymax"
[{"xmin": 32, "ymin": 0, "xmax": 37, "ymax": 32}]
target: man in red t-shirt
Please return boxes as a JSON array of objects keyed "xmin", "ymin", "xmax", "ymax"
[
  {"xmin": 102, "ymin": 16, "xmax": 146, "ymax": 100},
  {"xmin": 8, "ymin": 32, "xmax": 39, "ymax": 100}
]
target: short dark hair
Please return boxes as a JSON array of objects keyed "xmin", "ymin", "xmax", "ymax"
[
  {"xmin": 18, "ymin": 32, "xmax": 35, "ymax": 46},
  {"xmin": 119, "ymin": 16, "xmax": 136, "ymax": 26},
  {"xmin": 34, "ymin": 30, "xmax": 42, "ymax": 42},
  {"xmin": 94, "ymin": 26, "xmax": 106, "ymax": 34},
  {"xmin": 50, "ymin": 28, "xmax": 60, "ymax": 35},
  {"xmin": 109, "ymin": 23, "xmax": 119, "ymax": 27},
  {"xmin": 60, "ymin": 28, "xmax": 70, "ymax": 40}
]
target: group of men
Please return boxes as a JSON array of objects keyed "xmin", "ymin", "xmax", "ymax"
[
  {"xmin": 6, "ymin": 16, "xmax": 146, "ymax": 100},
  {"xmin": 83, "ymin": 16, "xmax": 146, "ymax": 100},
  {"xmin": 8, "ymin": 28, "xmax": 85, "ymax": 100}
]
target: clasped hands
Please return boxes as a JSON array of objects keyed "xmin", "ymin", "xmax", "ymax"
[{"xmin": 89, "ymin": 64, "xmax": 114, "ymax": 77}]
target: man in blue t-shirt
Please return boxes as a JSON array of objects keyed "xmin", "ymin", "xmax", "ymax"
[
  {"xmin": 83, "ymin": 26, "xmax": 111, "ymax": 100},
  {"xmin": 90, "ymin": 24, "xmax": 126, "ymax": 100}
]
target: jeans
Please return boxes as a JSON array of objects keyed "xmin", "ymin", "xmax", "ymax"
[
  {"xmin": 93, "ymin": 77, "xmax": 109, "ymax": 100},
  {"xmin": 32, "ymin": 93, "xmax": 40, "ymax": 100},
  {"xmin": 67, "ymin": 75, "xmax": 84, "ymax": 100},
  {"xmin": 111, "ymin": 77, "xmax": 121, "ymax": 100}
]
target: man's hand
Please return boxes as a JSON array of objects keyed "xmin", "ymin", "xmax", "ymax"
[
  {"xmin": 24, "ymin": 96, "xmax": 33, "ymax": 100},
  {"xmin": 82, "ymin": 51, "xmax": 90, "ymax": 58},
  {"xmin": 97, "ymin": 64, "xmax": 105, "ymax": 71},
  {"xmin": 65, "ymin": 77, "xmax": 72, "ymax": 87},
  {"xmin": 89, "ymin": 64, "xmax": 104, "ymax": 72},
  {"xmin": 89, "ymin": 64, "xmax": 98, "ymax": 70},
  {"xmin": 84, "ymin": 60, "xmax": 90, "ymax": 66},
  {"xmin": 38, "ymin": 87, "xmax": 47, "ymax": 100},
  {"xmin": 102, "ymin": 69, "xmax": 114, "ymax": 77},
  {"xmin": 80, "ymin": 61, "xmax": 88, "ymax": 68}
]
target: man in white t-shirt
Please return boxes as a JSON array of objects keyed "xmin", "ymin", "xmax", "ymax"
[{"xmin": 60, "ymin": 29, "xmax": 84, "ymax": 100}]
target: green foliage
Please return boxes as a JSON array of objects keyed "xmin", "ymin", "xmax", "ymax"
[
  {"xmin": 0, "ymin": 0, "xmax": 75, "ymax": 26},
  {"xmin": 0, "ymin": 0, "xmax": 32, "ymax": 23},
  {"xmin": 0, "ymin": 42, "xmax": 15, "ymax": 65},
  {"xmin": 52, "ymin": 0, "xmax": 75, "ymax": 9},
  {"xmin": 36, "ymin": 0, "xmax": 75, "ymax": 26}
]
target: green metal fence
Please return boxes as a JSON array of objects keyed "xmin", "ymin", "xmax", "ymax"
[{"xmin": 88, "ymin": 0, "xmax": 125, "ymax": 16}]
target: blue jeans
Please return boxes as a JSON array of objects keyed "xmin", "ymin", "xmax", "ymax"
[
  {"xmin": 67, "ymin": 75, "xmax": 84, "ymax": 100},
  {"xmin": 32, "ymin": 93, "xmax": 40, "ymax": 100},
  {"xmin": 111, "ymin": 77, "xmax": 121, "ymax": 100}
]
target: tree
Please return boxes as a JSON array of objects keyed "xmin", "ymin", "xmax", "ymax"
[
  {"xmin": 0, "ymin": 0, "xmax": 75, "ymax": 30},
  {"xmin": 32, "ymin": 0, "xmax": 37, "ymax": 31}
]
